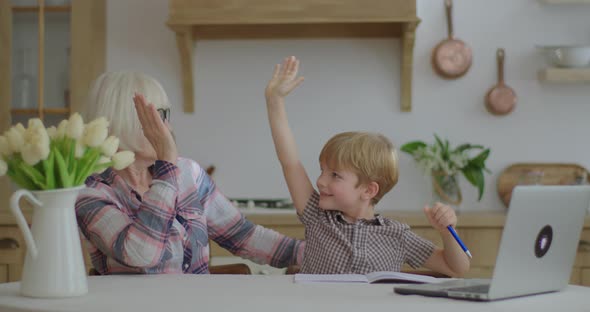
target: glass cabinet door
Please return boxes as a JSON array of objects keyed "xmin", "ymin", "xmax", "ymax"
[
  {"xmin": 11, "ymin": 7, "xmax": 38, "ymax": 112},
  {"xmin": 43, "ymin": 4, "xmax": 70, "ymax": 126},
  {"xmin": 11, "ymin": 0, "xmax": 71, "ymax": 127}
]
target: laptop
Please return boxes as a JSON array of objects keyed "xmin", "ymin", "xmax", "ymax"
[{"xmin": 394, "ymin": 185, "xmax": 590, "ymax": 301}]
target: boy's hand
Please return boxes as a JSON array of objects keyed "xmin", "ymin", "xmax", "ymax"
[
  {"xmin": 424, "ymin": 202, "xmax": 457, "ymax": 233},
  {"xmin": 265, "ymin": 56, "xmax": 304, "ymax": 100}
]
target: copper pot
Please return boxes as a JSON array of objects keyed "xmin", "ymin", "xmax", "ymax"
[
  {"xmin": 432, "ymin": 0, "xmax": 472, "ymax": 79},
  {"xmin": 485, "ymin": 48, "xmax": 516, "ymax": 116}
]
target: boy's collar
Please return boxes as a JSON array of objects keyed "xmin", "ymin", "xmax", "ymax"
[{"xmin": 335, "ymin": 211, "xmax": 386, "ymax": 225}]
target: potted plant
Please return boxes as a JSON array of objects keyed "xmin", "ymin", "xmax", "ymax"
[
  {"xmin": 401, "ymin": 135, "xmax": 491, "ymax": 208},
  {"xmin": 0, "ymin": 113, "xmax": 135, "ymax": 298}
]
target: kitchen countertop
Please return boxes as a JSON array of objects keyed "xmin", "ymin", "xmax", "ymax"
[
  {"xmin": 1, "ymin": 275, "xmax": 590, "ymax": 312},
  {"xmin": 2, "ymin": 205, "xmax": 589, "ymax": 228}
]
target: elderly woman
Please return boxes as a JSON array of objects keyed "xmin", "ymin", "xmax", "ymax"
[{"xmin": 75, "ymin": 71, "xmax": 304, "ymax": 274}]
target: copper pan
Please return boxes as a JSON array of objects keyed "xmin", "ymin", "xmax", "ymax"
[
  {"xmin": 432, "ymin": 0, "xmax": 472, "ymax": 79},
  {"xmin": 485, "ymin": 48, "xmax": 516, "ymax": 116}
]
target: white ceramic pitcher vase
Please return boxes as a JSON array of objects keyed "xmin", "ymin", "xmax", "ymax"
[{"xmin": 9, "ymin": 185, "xmax": 88, "ymax": 298}]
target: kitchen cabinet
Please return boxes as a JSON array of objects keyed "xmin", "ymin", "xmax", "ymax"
[
  {"xmin": 210, "ymin": 211, "xmax": 590, "ymax": 284},
  {"xmin": 0, "ymin": 0, "xmax": 105, "ymax": 232},
  {"xmin": 0, "ymin": 226, "xmax": 24, "ymax": 283},
  {"xmin": 2, "ymin": 209, "xmax": 589, "ymax": 283}
]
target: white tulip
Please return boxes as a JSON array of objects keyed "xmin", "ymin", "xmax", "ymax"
[
  {"xmin": 20, "ymin": 124, "xmax": 51, "ymax": 166},
  {"xmin": 0, "ymin": 159, "xmax": 6, "ymax": 177},
  {"xmin": 56, "ymin": 120, "xmax": 68, "ymax": 139},
  {"xmin": 27, "ymin": 118, "xmax": 45, "ymax": 131},
  {"xmin": 46, "ymin": 126, "xmax": 57, "ymax": 140},
  {"xmin": 100, "ymin": 136, "xmax": 119, "ymax": 157},
  {"xmin": 0, "ymin": 136, "xmax": 12, "ymax": 157},
  {"xmin": 67, "ymin": 113, "xmax": 84, "ymax": 140},
  {"xmin": 75, "ymin": 140, "xmax": 86, "ymax": 158},
  {"xmin": 14, "ymin": 123, "xmax": 25, "ymax": 135},
  {"xmin": 98, "ymin": 156, "xmax": 110, "ymax": 164},
  {"xmin": 94, "ymin": 156, "xmax": 111, "ymax": 174},
  {"xmin": 82, "ymin": 117, "xmax": 109, "ymax": 147},
  {"xmin": 4, "ymin": 127, "xmax": 25, "ymax": 153},
  {"xmin": 21, "ymin": 144, "xmax": 42, "ymax": 166},
  {"xmin": 21, "ymin": 142, "xmax": 50, "ymax": 166},
  {"xmin": 112, "ymin": 151, "xmax": 135, "ymax": 170}
]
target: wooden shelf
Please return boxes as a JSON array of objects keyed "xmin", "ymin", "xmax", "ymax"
[
  {"xmin": 539, "ymin": 0, "xmax": 590, "ymax": 4},
  {"xmin": 11, "ymin": 107, "xmax": 70, "ymax": 115},
  {"xmin": 538, "ymin": 68, "xmax": 590, "ymax": 82},
  {"xmin": 167, "ymin": 0, "xmax": 419, "ymax": 113},
  {"xmin": 12, "ymin": 6, "xmax": 71, "ymax": 13}
]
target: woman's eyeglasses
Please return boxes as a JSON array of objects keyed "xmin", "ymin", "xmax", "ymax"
[{"xmin": 157, "ymin": 108, "xmax": 171, "ymax": 122}]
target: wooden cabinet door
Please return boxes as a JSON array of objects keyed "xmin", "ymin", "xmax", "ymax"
[
  {"xmin": 576, "ymin": 230, "xmax": 590, "ymax": 268},
  {"xmin": 570, "ymin": 268, "xmax": 581, "ymax": 285},
  {"xmin": 0, "ymin": 0, "xmax": 10, "ymax": 130},
  {"xmin": 582, "ymin": 269, "xmax": 590, "ymax": 287},
  {"xmin": 0, "ymin": 227, "xmax": 25, "ymax": 266},
  {"xmin": 8, "ymin": 263, "xmax": 22, "ymax": 282},
  {"xmin": 0, "ymin": 226, "xmax": 25, "ymax": 283},
  {"xmin": 0, "ymin": 0, "xmax": 12, "ymax": 216},
  {"xmin": 70, "ymin": 0, "xmax": 105, "ymax": 114},
  {"xmin": 0, "ymin": 265, "xmax": 7, "ymax": 283}
]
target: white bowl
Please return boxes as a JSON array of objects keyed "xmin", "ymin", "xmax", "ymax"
[{"xmin": 537, "ymin": 45, "xmax": 590, "ymax": 68}]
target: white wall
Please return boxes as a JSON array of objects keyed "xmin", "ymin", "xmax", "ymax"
[{"xmin": 106, "ymin": 0, "xmax": 590, "ymax": 212}]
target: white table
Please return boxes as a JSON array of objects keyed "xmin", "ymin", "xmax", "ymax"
[{"xmin": 0, "ymin": 275, "xmax": 589, "ymax": 312}]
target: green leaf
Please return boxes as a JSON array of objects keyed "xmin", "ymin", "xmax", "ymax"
[
  {"xmin": 18, "ymin": 163, "xmax": 46, "ymax": 189},
  {"xmin": 462, "ymin": 166, "xmax": 477, "ymax": 187},
  {"xmin": 79, "ymin": 161, "xmax": 113, "ymax": 185},
  {"xmin": 68, "ymin": 138, "xmax": 76, "ymax": 172},
  {"xmin": 72, "ymin": 161, "xmax": 78, "ymax": 184},
  {"xmin": 434, "ymin": 134, "xmax": 445, "ymax": 150},
  {"xmin": 54, "ymin": 147, "xmax": 72, "ymax": 188},
  {"xmin": 42, "ymin": 152, "xmax": 55, "ymax": 189},
  {"xmin": 469, "ymin": 149, "xmax": 490, "ymax": 168},
  {"xmin": 91, "ymin": 161, "xmax": 112, "ymax": 175},
  {"xmin": 473, "ymin": 170, "xmax": 485, "ymax": 201},
  {"xmin": 454, "ymin": 144, "xmax": 484, "ymax": 153},
  {"xmin": 6, "ymin": 163, "xmax": 37, "ymax": 189},
  {"xmin": 8, "ymin": 173, "xmax": 37, "ymax": 189},
  {"xmin": 74, "ymin": 148, "xmax": 101, "ymax": 186},
  {"xmin": 462, "ymin": 166, "xmax": 485, "ymax": 201},
  {"xmin": 5, "ymin": 158, "xmax": 35, "ymax": 189},
  {"xmin": 57, "ymin": 137, "xmax": 67, "ymax": 156},
  {"xmin": 400, "ymin": 141, "xmax": 427, "ymax": 155}
]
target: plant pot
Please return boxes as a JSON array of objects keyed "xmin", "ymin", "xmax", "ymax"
[
  {"xmin": 431, "ymin": 172, "xmax": 462, "ymax": 212},
  {"xmin": 9, "ymin": 185, "xmax": 88, "ymax": 298}
]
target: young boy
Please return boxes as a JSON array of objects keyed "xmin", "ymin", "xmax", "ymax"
[{"xmin": 264, "ymin": 56, "xmax": 470, "ymax": 277}]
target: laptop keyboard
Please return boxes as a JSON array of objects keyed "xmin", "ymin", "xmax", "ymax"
[{"xmin": 448, "ymin": 284, "xmax": 490, "ymax": 294}]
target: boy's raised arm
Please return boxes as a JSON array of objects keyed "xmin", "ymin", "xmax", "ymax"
[{"xmin": 265, "ymin": 56, "xmax": 314, "ymax": 215}]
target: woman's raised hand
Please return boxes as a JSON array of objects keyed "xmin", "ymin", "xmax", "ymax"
[{"xmin": 133, "ymin": 93, "xmax": 178, "ymax": 164}]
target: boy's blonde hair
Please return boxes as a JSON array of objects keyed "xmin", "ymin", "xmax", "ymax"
[{"xmin": 319, "ymin": 132, "xmax": 399, "ymax": 205}]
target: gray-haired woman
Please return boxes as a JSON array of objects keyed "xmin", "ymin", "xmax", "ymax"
[{"xmin": 76, "ymin": 71, "xmax": 303, "ymax": 274}]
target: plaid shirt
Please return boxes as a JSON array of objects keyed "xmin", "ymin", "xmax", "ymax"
[
  {"xmin": 299, "ymin": 191, "xmax": 435, "ymax": 274},
  {"xmin": 75, "ymin": 158, "xmax": 304, "ymax": 275}
]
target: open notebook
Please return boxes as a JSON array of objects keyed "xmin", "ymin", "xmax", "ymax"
[{"xmin": 294, "ymin": 272, "xmax": 444, "ymax": 284}]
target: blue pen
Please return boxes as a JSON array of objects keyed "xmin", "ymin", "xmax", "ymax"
[{"xmin": 447, "ymin": 225, "xmax": 472, "ymax": 258}]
